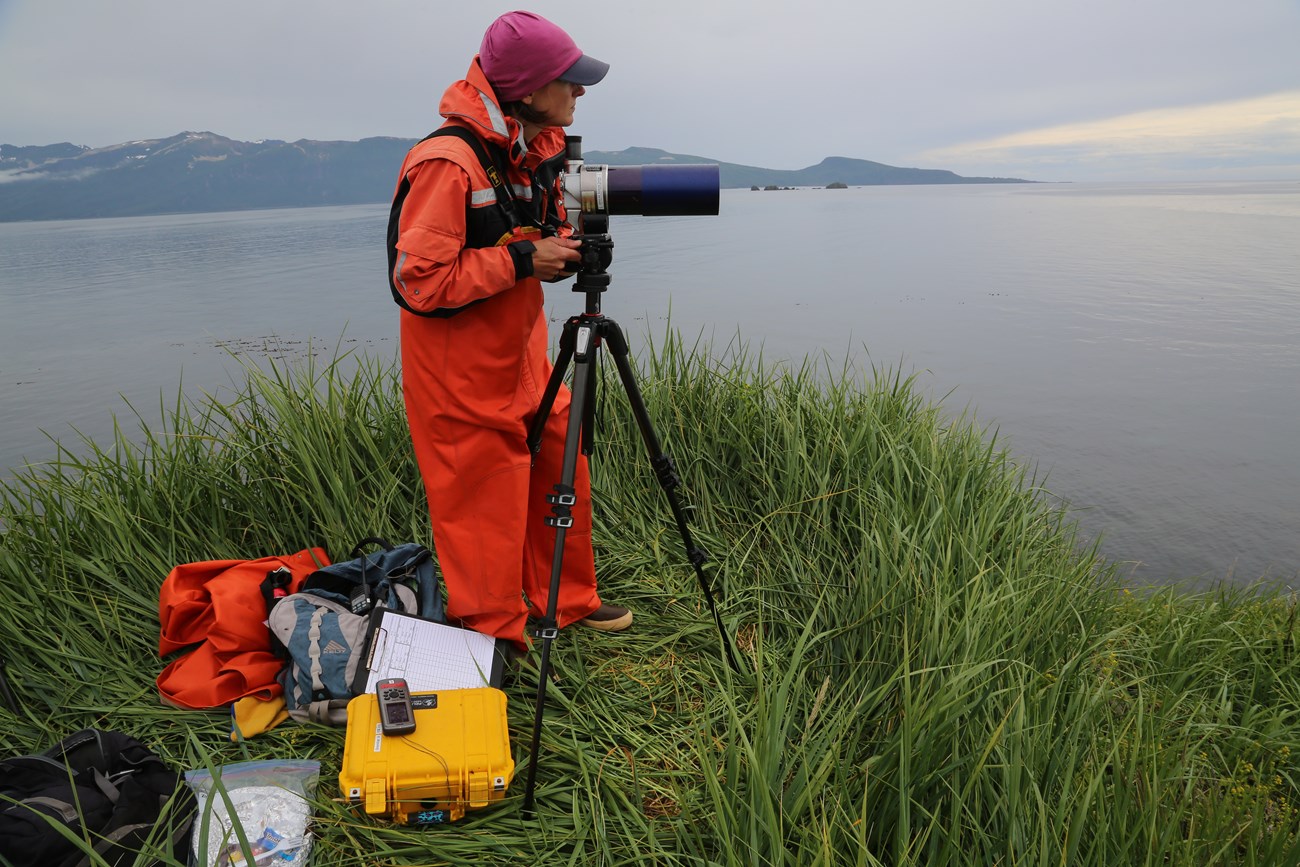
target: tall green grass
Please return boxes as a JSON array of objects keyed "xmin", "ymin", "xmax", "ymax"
[{"xmin": 1, "ymin": 334, "xmax": 1296, "ymax": 866}]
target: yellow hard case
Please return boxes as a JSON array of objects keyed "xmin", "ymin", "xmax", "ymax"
[{"xmin": 339, "ymin": 687, "xmax": 514, "ymax": 824}]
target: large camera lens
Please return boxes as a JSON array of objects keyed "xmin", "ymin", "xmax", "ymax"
[
  {"xmin": 603, "ymin": 164, "xmax": 719, "ymax": 216},
  {"xmin": 561, "ymin": 137, "xmax": 720, "ymax": 219}
]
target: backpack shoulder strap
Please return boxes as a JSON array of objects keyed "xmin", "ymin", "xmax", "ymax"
[
  {"xmin": 423, "ymin": 126, "xmax": 518, "ymax": 226},
  {"xmin": 387, "ymin": 126, "xmax": 522, "ymax": 318}
]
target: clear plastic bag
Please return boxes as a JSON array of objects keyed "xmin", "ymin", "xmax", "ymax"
[{"xmin": 185, "ymin": 759, "xmax": 320, "ymax": 867}]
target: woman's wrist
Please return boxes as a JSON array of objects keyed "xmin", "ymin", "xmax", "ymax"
[{"xmin": 507, "ymin": 239, "xmax": 537, "ymax": 279}]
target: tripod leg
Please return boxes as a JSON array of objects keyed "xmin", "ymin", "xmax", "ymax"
[
  {"xmin": 581, "ymin": 331, "xmax": 599, "ymax": 457},
  {"xmin": 527, "ymin": 315, "xmax": 580, "ymax": 457},
  {"xmin": 600, "ymin": 321, "xmax": 741, "ymax": 672},
  {"xmin": 521, "ymin": 320, "xmax": 597, "ymax": 815}
]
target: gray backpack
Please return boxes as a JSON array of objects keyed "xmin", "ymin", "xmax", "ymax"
[{"xmin": 267, "ymin": 538, "xmax": 443, "ymax": 725}]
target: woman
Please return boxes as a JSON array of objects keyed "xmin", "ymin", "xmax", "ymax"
[{"xmin": 387, "ymin": 11, "xmax": 630, "ymax": 651}]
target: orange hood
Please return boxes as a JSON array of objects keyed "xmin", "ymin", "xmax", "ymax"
[{"xmin": 438, "ymin": 57, "xmax": 567, "ymax": 169}]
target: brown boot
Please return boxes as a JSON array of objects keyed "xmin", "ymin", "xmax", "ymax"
[{"xmin": 577, "ymin": 603, "xmax": 633, "ymax": 632}]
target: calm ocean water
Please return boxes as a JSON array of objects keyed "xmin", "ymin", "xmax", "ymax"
[{"xmin": 1, "ymin": 183, "xmax": 1297, "ymax": 590}]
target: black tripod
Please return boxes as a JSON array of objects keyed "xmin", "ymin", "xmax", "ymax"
[{"xmin": 519, "ymin": 231, "xmax": 739, "ymax": 814}]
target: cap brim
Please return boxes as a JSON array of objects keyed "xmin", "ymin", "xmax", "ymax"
[{"xmin": 560, "ymin": 54, "xmax": 609, "ymax": 86}]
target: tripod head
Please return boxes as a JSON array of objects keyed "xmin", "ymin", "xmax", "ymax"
[
  {"xmin": 562, "ymin": 229, "xmax": 613, "ymax": 315},
  {"xmin": 570, "ymin": 233, "xmax": 613, "ymax": 282}
]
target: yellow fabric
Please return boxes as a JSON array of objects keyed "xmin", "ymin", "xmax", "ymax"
[{"xmin": 229, "ymin": 694, "xmax": 290, "ymax": 741}]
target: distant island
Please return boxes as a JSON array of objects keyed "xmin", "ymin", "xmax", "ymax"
[{"xmin": 0, "ymin": 131, "xmax": 1033, "ymax": 222}]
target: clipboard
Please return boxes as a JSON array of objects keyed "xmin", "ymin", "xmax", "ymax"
[{"xmin": 350, "ymin": 607, "xmax": 506, "ymax": 695}]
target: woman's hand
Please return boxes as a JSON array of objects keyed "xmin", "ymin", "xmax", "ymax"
[{"xmin": 530, "ymin": 236, "xmax": 583, "ymax": 281}]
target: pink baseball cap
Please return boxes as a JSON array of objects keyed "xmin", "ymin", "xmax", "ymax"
[{"xmin": 479, "ymin": 11, "xmax": 609, "ymax": 102}]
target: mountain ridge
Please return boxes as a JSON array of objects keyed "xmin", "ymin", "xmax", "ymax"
[{"xmin": 0, "ymin": 131, "xmax": 1032, "ymax": 222}]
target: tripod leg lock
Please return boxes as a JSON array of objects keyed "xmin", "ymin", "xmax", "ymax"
[
  {"xmin": 545, "ymin": 484, "xmax": 577, "ymax": 528},
  {"xmin": 547, "ymin": 486, "xmax": 577, "ymax": 506},
  {"xmin": 533, "ymin": 624, "xmax": 559, "ymax": 641},
  {"xmin": 651, "ymin": 455, "xmax": 681, "ymax": 491}
]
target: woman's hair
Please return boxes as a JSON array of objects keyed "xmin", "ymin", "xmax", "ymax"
[{"xmin": 501, "ymin": 99, "xmax": 549, "ymax": 126}]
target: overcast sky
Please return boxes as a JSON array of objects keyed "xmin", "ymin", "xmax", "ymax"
[{"xmin": 2, "ymin": 0, "xmax": 1298, "ymax": 182}]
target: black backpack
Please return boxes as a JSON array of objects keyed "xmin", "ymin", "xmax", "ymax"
[{"xmin": 0, "ymin": 729, "xmax": 196, "ymax": 867}]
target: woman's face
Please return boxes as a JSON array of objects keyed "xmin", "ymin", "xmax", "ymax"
[{"xmin": 522, "ymin": 79, "xmax": 586, "ymax": 128}]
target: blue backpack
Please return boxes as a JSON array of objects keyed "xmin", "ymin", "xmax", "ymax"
[{"xmin": 267, "ymin": 538, "xmax": 444, "ymax": 725}]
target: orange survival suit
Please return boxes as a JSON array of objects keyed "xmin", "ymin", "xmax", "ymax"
[{"xmin": 388, "ymin": 58, "xmax": 601, "ymax": 649}]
